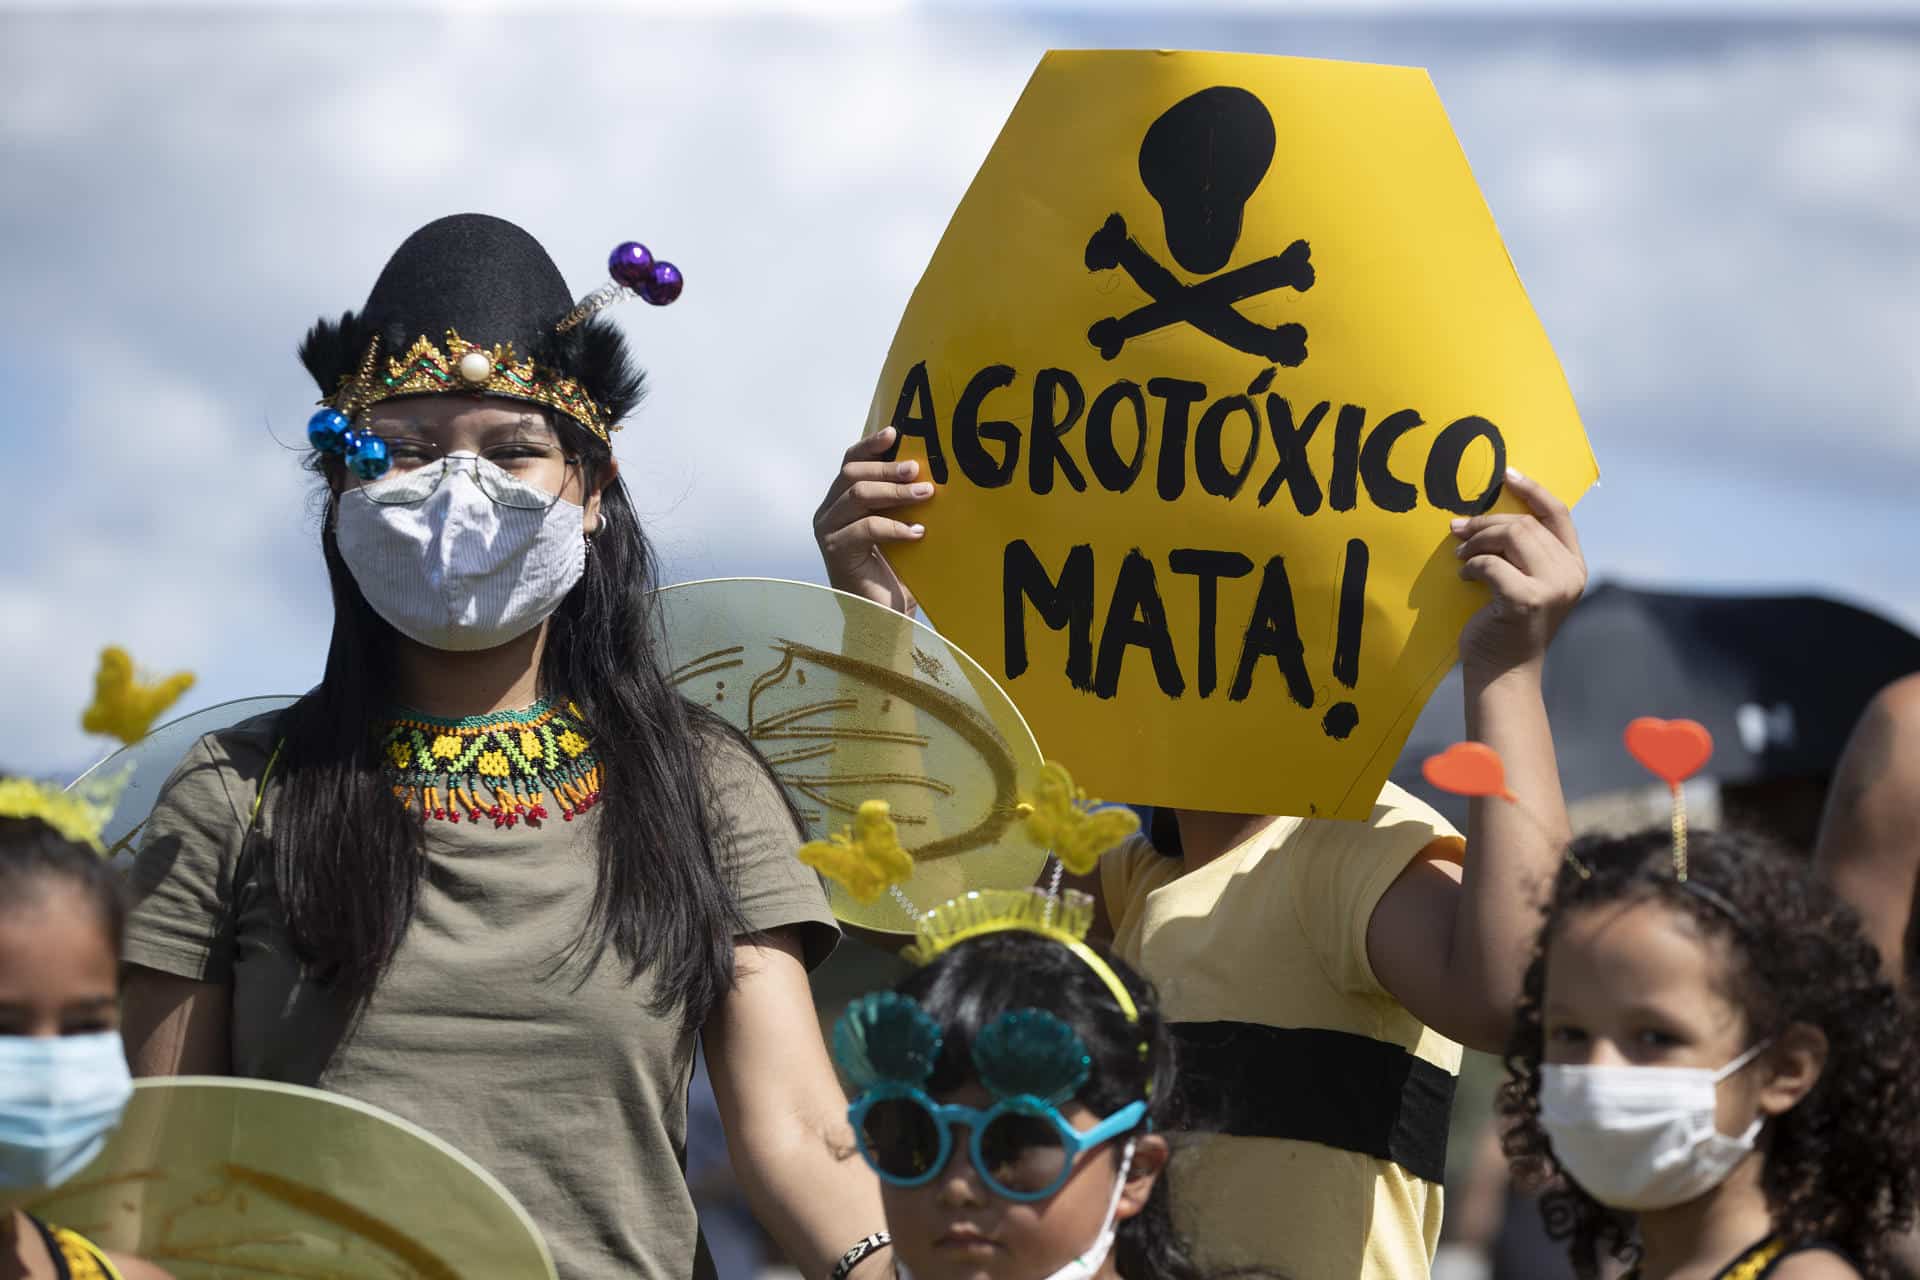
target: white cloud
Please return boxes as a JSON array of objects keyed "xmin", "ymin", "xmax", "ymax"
[{"xmin": 3, "ymin": 10, "xmax": 1918, "ymax": 772}]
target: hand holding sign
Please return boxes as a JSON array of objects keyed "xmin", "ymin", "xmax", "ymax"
[
  {"xmin": 815, "ymin": 427, "xmax": 929, "ymax": 615},
  {"xmin": 1452, "ymin": 468, "xmax": 1589, "ymax": 683}
]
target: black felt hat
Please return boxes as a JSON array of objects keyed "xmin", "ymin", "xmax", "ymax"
[{"xmin": 299, "ymin": 213, "xmax": 644, "ymax": 441}]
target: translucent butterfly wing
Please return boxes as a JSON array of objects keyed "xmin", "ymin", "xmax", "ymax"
[{"xmin": 655, "ymin": 578, "xmax": 1049, "ymax": 933}]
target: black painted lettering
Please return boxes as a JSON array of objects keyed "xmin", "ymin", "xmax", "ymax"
[
  {"xmin": 1256, "ymin": 395, "xmax": 1327, "ymax": 515},
  {"xmin": 1359, "ymin": 410, "xmax": 1421, "ymax": 513},
  {"xmin": 1228, "ymin": 555, "xmax": 1314, "ymax": 707},
  {"xmin": 1093, "ymin": 549, "xmax": 1185, "ymax": 700},
  {"xmin": 953, "ymin": 364, "xmax": 1020, "ymax": 489},
  {"xmin": 1028, "ymin": 368, "xmax": 1088, "ymax": 496},
  {"xmin": 1169, "ymin": 548, "xmax": 1254, "ymax": 698},
  {"xmin": 1086, "ymin": 381, "xmax": 1148, "ymax": 493},
  {"xmin": 1424, "ymin": 415, "xmax": 1508, "ymax": 515},
  {"xmin": 1147, "ymin": 377, "xmax": 1206, "ymax": 502},
  {"xmin": 1322, "ymin": 537, "xmax": 1370, "ymax": 741},
  {"xmin": 1003, "ymin": 540, "xmax": 1094, "ymax": 690},
  {"xmin": 1329, "ymin": 404, "xmax": 1365, "ymax": 512},
  {"xmin": 883, "ymin": 360, "xmax": 946, "ymax": 485},
  {"xmin": 1194, "ymin": 395, "xmax": 1260, "ymax": 499}
]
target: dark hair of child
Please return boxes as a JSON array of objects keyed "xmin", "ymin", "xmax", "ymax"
[
  {"xmin": 895, "ymin": 930, "xmax": 1202, "ymax": 1280},
  {"xmin": 1498, "ymin": 828, "xmax": 1920, "ymax": 1280},
  {"xmin": 0, "ymin": 816, "xmax": 126, "ymax": 957}
]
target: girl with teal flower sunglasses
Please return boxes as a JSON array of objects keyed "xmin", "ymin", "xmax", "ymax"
[
  {"xmin": 843, "ymin": 1002, "xmax": 1150, "ymax": 1204},
  {"xmin": 834, "ymin": 931, "xmax": 1221, "ymax": 1280}
]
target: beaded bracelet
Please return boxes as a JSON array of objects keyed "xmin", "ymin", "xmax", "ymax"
[{"xmin": 830, "ymin": 1231, "xmax": 891, "ymax": 1280}]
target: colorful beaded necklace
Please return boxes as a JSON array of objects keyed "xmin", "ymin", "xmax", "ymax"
[{"xmin": 375, "ymin": 698, "xmax": 603, "ymax": 827}]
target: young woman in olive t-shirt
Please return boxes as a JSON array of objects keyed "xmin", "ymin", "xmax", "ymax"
[{"xmin": 118, "ymin": 214, "xmax": 893, "ymax": 1280}]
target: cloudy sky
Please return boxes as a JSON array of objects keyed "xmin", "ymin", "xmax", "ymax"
[{"xmin": 2, "ymin": 2, "xmax": 1916, "ymax": 772}]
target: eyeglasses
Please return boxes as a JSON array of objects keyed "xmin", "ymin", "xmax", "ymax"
[
  {"xmin": 354, "ymin": 442, "xmax": 580, "ymax": 511},
  {"xmin": 849, "ymin": 1085, "xmax": 1146, "ymax": 1202}
]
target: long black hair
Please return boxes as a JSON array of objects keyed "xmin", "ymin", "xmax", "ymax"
[
  {"xmin": 895, "ymin": 931, "xmax": 1207, "ymax": 1280},
  {"xmin": 0, "ymin": 816, "xmax": 127, "ymax": 963},
  {"xmin": 272, "ymin": 336, "xmax": 757, "ymax": 1029},
  {"xmin": 1498, "ymin": 828, "xmax": 1920, "ymax": 1280}
]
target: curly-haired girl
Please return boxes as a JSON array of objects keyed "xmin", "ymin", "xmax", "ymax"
[{"xmin": 1498, "ymin": 827, "xmax": 1920, "ymax": 1280}]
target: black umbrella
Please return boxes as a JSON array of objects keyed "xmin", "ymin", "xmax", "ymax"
[{"xmin": 1390, "ymin": 581, "xmax": 1920, "ymax": 825}]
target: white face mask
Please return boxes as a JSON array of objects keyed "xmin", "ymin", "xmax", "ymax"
[
  {"xmin": 335, "ymin": 456, "xmax": 586, "ymax": 653},
  {"xmin": 1539, "ymin": 1042, "xmax": 1769, "ymax": 1211},
  {"xmin": 896, "ymin": 1141, "xmax": 1136, "ymax": 1280}
]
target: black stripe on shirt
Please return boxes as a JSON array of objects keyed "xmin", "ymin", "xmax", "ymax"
[{"xmin": 1169, "ymin": 1021, "xmax": 1456, "ymax": 1184}]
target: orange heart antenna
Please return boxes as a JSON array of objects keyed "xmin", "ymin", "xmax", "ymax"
[
  {"xmin": 1622, "ymin": 717, "xmax": 1715, "ymax": 881},
  {"xmin": 1419, "ymin": 742, "xmax": 1589, "ymax": 879}
]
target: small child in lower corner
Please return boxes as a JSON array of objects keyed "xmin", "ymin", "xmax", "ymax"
[
  {"xmin": 838, "ymin": 928, "xmax": 1266, "ymax": 1280},
  {"xmin": 1499, "ymin": 827, "xmax": 1920, "ymax": 1280},
  {"xmin": 0, "ymin": 805, "xmax": 174, "ymax": 1280}
]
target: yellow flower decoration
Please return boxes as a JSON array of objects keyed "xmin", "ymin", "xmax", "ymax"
[
  {"xmin": 519, "ymin": 729, "xmax": 543, "ymax": 760},
  {"xmin": 798, "ymin": 800, "xmax": 915, "ymax": 905},
  {"xmin": 80, "ymin": 647, "xmax": 194, "ymax": 747},
  {"xmin": 477, "ymin": 750, "xmax": 510, "ymax": 778},
  {"xmin": 1021, "ymin": 761, "xmax": 1141, "ymax": 877},
  {"xmin": 0, "ymin": 773, "xmax": 126, "ymax": 854},
  {"xmin": 387, "ymin": 740, "xmax": 413, "ymax": 770},
  {"xmin": 432, "ymin": 734, "xmax": 463, "ymax": 761},
  {"xmin": 557, "ymin": 730, "xmax": 589, "ymax": 758}
]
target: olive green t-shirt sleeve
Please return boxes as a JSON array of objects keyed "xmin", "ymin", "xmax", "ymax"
[
  {"xmin": 701, "ymin": 734, "xmax": 839, "ymax": 971},
  {"xmin": 124, "ymin": 733, "xmax": 251, "ymax": 984}
]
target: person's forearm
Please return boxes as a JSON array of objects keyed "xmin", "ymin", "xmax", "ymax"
[
  {"xmin": 1813, "ymin": 677, "xmax": 1920, "ymax": 985},
  {"xmin": 730, "ymin": 1109, "xmax": 892, "ymax": 1280},
  {"xmin": 121, "ymin": 967, "xmax": 233, "ymax": 1076},
  {"xmin": 1452, "ymin": 660, "xmax": 1570, "ymax": 1048}
]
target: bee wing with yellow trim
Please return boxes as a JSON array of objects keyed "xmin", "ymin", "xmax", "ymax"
[{"xmin": 655, "ymin": 579, "xmax": 1051, "ymax": 934}]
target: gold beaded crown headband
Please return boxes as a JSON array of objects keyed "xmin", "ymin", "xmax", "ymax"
[
  {"xmin": 327, "ymin": 330, "xmax": 618, "ymax": 443},
  {"xmin": 299, "ymin": 214, "xmax": 682, "ymax": 478},
  {"xmin": 0, "ymin": 648, "xmax": 194, "ymax": 853}
]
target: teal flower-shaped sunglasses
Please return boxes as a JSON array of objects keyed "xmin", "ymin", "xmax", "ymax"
[{"xmin": 834, "ymin": 992, "xmax": 1147, "ymax": 1203}]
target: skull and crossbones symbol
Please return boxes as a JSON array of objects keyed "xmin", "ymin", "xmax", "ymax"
[{"xmin": 1085, "ymin": 86, "xmax": 1314, "ymax": 366}]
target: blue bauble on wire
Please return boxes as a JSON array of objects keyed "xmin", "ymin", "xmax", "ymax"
[
  {"xmin": 344, "ymin": 431, "xmax": 391, "ymax": 480},
  {"xmin": 307, "ymin": 408, "xmax": 352, "ymax": 455}
]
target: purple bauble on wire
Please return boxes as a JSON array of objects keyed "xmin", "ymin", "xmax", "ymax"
[
  {"xmin": 641, "ymin": 261, "xmax": 683, "ymax": 306},
  {"xmin": 609, "ymin": 242, "xmax": 655, "ymax": 291}
]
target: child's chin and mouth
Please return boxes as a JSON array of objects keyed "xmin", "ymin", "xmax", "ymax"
[
  {"xmin": 922, "ymin": 1227, "xmax": 1005, "ymax": 1270},
  {"xmin": 932, "ymin": 1230, "xmax": 1001, "ymax": 1257}
]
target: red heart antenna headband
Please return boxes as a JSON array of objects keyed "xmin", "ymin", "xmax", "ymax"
[
  {"xmin": 1421, "ymin": 717, "xmax": 1728, "ymax": 903},
  {"xmin": 1621, "ymin": 717, "xmax": 1713, "ymax": 881}
]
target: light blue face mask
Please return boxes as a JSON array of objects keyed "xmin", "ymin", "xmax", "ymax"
[{"xmin": 0, "ymin": 1032, "xmax": 133, "ymax": 1191}]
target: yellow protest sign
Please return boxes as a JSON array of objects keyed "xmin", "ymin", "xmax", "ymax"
[
  {"xmin": 30, "ymin": 1077, "xmax": 557, "ymax": 1279},
  {"xmin": 866, "ymin": 50, "xmax": 1597, "ymax": 819}
]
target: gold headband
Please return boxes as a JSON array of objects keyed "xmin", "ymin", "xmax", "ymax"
[{"xmin": 330, "ymin": 331, "xmax": 613, "ymax": 443}]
